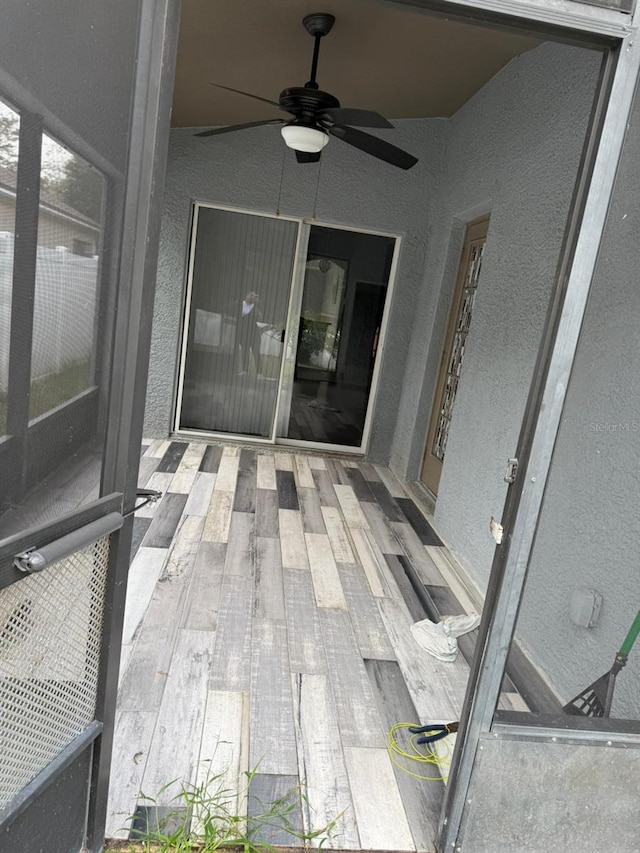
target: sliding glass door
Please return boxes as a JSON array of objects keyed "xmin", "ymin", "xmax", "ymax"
[
  {"xmin": 176, "ymin": 207, "xmax": 397, "ymax": 451},
  {"xmin": 281, "ymin": 225, "xmax": 396, "ymax": 448},
  {"xmin": 176, "ymin": 206, "xmax": 298, "ymax": 438}
]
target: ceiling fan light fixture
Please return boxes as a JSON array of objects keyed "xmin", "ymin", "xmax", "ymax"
[{"xmin": 280, "ymin": 122, "xmax": 329, "ymax": 153}]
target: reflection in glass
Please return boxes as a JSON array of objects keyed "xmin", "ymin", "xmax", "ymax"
[
  {"xmin": 179, "ymin": 207, "xmax": 298, "ymax": 438},
  {"xmin": 285, "ymin": 226, "xmax": 395, "ymax": 447},
  {"xmin": 30, "ymin": 134, "xmax": 104, "ymax": 419},
  {"xmin": 0, "ymin": 98, "xmax": 19, "ymax": 438},
  {"xmin": 0, "ymin": 129, "xmax": 107, "ymax": 536}
]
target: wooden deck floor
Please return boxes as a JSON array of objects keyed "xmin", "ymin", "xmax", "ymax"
[{"xmin": 106, "ymin": 440, "xmax": 475, "ymax": 850}]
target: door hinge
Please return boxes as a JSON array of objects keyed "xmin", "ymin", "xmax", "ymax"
[{"xmin": 504, "ymin": 457, "xmax": 518, "ymax": 484}]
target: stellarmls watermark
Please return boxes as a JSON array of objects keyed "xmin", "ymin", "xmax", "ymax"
[{"xmin": 588, "ymin": 421, "xmax": 640, "ymax": 432}]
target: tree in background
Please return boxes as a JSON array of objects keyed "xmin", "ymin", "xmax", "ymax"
[{"xmin": 0, "ymin": 107, "xmax": 102, "ymax": 222}]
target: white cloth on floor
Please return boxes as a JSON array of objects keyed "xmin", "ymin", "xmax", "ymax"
[{"xmin": 410, "ymin": 613, "xmax": 481, "ymax": 661}]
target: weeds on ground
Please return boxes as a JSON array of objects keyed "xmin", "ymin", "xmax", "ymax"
[{"xmin": 106, "ymin": 765, "xmax": 340, "ymax": 853}]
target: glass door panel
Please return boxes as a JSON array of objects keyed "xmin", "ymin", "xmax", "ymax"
[
  {"xmin": 177, "ymin": 206, "xmax": 298, "ymax": 439},
  {"xmin": 282, "ymin": 225, "xmax": 395, "ymax": 448}
]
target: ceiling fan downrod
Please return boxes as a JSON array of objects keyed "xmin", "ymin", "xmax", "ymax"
[{"xmin": 303, "ymin": 13, "xmax": 335, "ymax": 90}]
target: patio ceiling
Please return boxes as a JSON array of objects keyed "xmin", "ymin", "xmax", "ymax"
[{"xmin": 172, "ymin": 0, "xmax": 540, "ymax": 129}]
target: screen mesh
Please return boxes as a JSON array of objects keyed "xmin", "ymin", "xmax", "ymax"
[{"xmin": 0, "ymin": 535, "xmax": 110, "ymax": 808}]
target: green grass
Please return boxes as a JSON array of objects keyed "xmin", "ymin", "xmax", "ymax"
[
  {"xmin": 105, "ymin": 767, "xmax": 340, "ymax": 853},
  {"xmin": 0, "ymin": 358, "xmax": 92, "ymax": 432},
  {"xmin": 28, "ymin": 358, "xmax": 92, "ymax": 419}
]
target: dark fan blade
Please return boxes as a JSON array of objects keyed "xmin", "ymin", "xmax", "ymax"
[
  {"xmin": 210, "ymin": 83, "xmax": 283, "ymax": 110},
  {"xmin": 328, "ymin": 124, "xmax": 418, "ymax": 170},
  {"xmin": 295, "ymin": 150, "xmax": 321, "ymax": 164},
  {"xmin": 195, "ymin": 119, "xmax": 284, "ymax": 138},
  {"xmin": 322, "ymin": 108, "xmax": 393, "ymax": 128}
]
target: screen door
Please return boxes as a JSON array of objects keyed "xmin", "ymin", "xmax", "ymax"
[{"xmin": 0, "ymin": 1, "xmax": 176, "ymax": 851}]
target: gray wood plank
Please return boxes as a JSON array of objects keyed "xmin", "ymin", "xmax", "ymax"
[
  {"xmin": 142, "ymin": 493, "xmax": 188, "ymax": 548},
  {"xmin": 298, "ymin": 486, "xmax": 326, "ymax": 534},
  {"xmin": 195, "ymin": 690, "xmax": 249, "ymax": 824},
  {"xmin": 255, "ymin": 488, "xmax": 280, "ymax": 538},
  {"xmin": 333, "ymin": 484, "xmax": 369, "ymax": 529},
  {"xmin": 130, "ymin": 517, "xmax": 152, "ymax": 561},
  {"xmin": 137, "ymin": 456, "xmax": 159, "ymax": 488},
  {"xmin": 391, "ymin": 521, "xmax": 446, "ymax": 585},
  {"xmin": 143, "ymin": 438, "xmax": 170, "ymax": 459},
  {"xmin": 345, "ymin": 468, "xmax": 376, "ymax": 502},
  {"xmin": 215, "ymin": 445, "xmax": 240, "ymax": 492},
  {"xmin": 274, "ymin": 452, "xmax": 294, "ymax": 471},
  {"xmin": 141, "ymin": 629, "xmax": 212, "ymax": 804},
  {"xmin": 291, "ymin": 673, "xmax": 360, "ymax": 849},
  {"xmin": 156, "ymin": 440, "xmax": 188, "ymax": 473},
  {"xmin": 118, "ymin": 548, "xmax": 195, "ymax": 712},
  {"xmin": 349, "ymin": 528, "xmax": 388, "ymax": 598},
  {"xmin": 199, "ymin": 444, "xmax": 222, "ymax": 473},
  {"xmin": 325, "ymin": 459, "xmax": 349, "ymax": 485},
  {"xmin": 365, "ymin": 659, "xmax": 443, "ymax": 848},
  {"xmin": 337, "ymin": 563, "xmax": 395, "ymax": 661},
  {"xmin": 183, "ymin": 471, "xmax": 216, "ymax": 517},
  {"xmin": 121, "ymin": 546, "xmax": 168, "ymax": 645},
  {"xmin": 233, "ymin": 449, "xmax": 257, "ymax": 512},
  {"xmin": 279, "ymin": 509, "xmax": 308, "ymax": 569},
  {"xmin": 368, "ymin": 480, "xmax": 406, "ymax": 521},
  {"xmin": 224, "ymin": 511, "xmax": 255, "ymax": 577},
  {"xmin": 254, "ymin": 536, "xmax": 285, "ymax": 621},
  {"xmin": 320, "ymin": 505, "xmax": 355, "ymax": 564},
  {"xmin": 305, "ymin": 533, "xmax": 347, "ymax": 610},
  {"xmin": 202, "ymin": 489, "xmax": 234, "ymax": 543},
  {"xmin": 396, "ymin": 497, "xmax": 444, "ymax": 545},
  {"xmin": 358, "ymin": 462, "xmax": 381, "ymax": 482},
  {"xmin": 318, "ymin": 609, "xmax": 385, "ymax": 748},
  {"xmin": 210, "ymin": 575, "xmax": 253, "ymax": 691},
  {"xmin": 344, "ymin": 746, "xmax": 414, "ymax": 851},
  {"xmin": 360, "ymin": 501, "xmax": 405, "ymax": 555},
  {"xmin": 283, "ymin": 568, "xmax": 327, "ymax": 674},
  {"xmin": 276, "ymin": 469, "xmax": 299, "ymax": 510},
  {"xmin": 293, "ymin": 454, "xmax": 315, "ymax": 489},
  {"xmin": 311, "ymin": 469, "xmax": 339, "ymax": 508},
  {"xmin": 247, "ymin": 774, "xmax": 304, "ymax": 846},
  {"xmin": 256, "ymin": 453, "xmax": 277, "ymax": 490},
  {"xmin": 181, "ymin": 541, "xmax": 226, "ymax": 630},
  {"xmin": 384, "ymin": 554, "xmax": 428, "ymax": 623},
  {"xmin": 106, "ymin": 710, "xmax": 157, "ymax": 839},
  {"xmin": 374, "ymin": 465, "xmax": 407, "ymax": 498},
  {"xmin": 249, "ymin": 620, "xmax": 297, "ymax": 775}
]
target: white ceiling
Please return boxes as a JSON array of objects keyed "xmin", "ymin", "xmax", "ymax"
[{"xmin": 171, "ymin": 0, "xmax": 540, "ymax": 129}]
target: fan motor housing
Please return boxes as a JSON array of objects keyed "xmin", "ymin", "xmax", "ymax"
[{"xmin": 279, "ymin": 87, "xmax": 340, "ymax": 118}]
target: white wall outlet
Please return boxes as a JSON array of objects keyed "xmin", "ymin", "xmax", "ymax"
[{"xmin": 569, "ymin": 589, "xmax": 603, "ymax": 628}]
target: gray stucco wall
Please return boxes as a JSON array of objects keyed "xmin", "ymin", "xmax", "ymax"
[
  {"xmin": 393, "ymin": 42, "xmax": 602, "ymax": 592},
  {"xmin": 515, "ymin": 84, "xmax": 640, "ymax": 718},
  {"xmin": 143, "ymin": 118, "xmax": 447, "ymax": 450}
]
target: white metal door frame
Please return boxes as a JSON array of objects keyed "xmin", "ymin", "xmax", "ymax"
[{"xmin": 173, "ymin": 204, "xmax": 402, "ymax": 454}]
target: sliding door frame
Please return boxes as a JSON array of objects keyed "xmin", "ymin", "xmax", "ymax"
[{"xmin": 173, "ymin": 204, "xmax": 402, "ymax": 455}]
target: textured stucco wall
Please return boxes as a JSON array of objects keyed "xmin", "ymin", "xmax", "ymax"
[
  {"xmin": 515, "ymin": 86, "xmax": 640, "ymax": 718},
  {"xmin": 392, "ymin": 42, "xmax": 601, "ymax": 591},
  {"xmin": 143, "ymin": 119, "xmax": 447, "ymax": 455}
]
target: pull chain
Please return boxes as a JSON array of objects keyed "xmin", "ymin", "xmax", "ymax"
[
  {"xmin": 275, "ymin": 146, "xmax": 286, "ymax": 216},
  {"xmin": 311, "ymin": 154, "xmax": 323, "ymax": 220}
]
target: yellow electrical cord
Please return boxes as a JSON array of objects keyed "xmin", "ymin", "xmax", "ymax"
[{"xmin": 387, "ymin": 723, "xmax": 453, "ymax": 782}]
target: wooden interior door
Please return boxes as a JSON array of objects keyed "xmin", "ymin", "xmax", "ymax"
[{"xmin": 421, "ymin": 215, "xmax": 489, "ymax": 496}]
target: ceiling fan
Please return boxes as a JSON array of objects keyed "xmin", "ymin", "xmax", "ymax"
[{"xmin": 195, "ymin": 12, "xmax": 418, "ymax": 170}]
